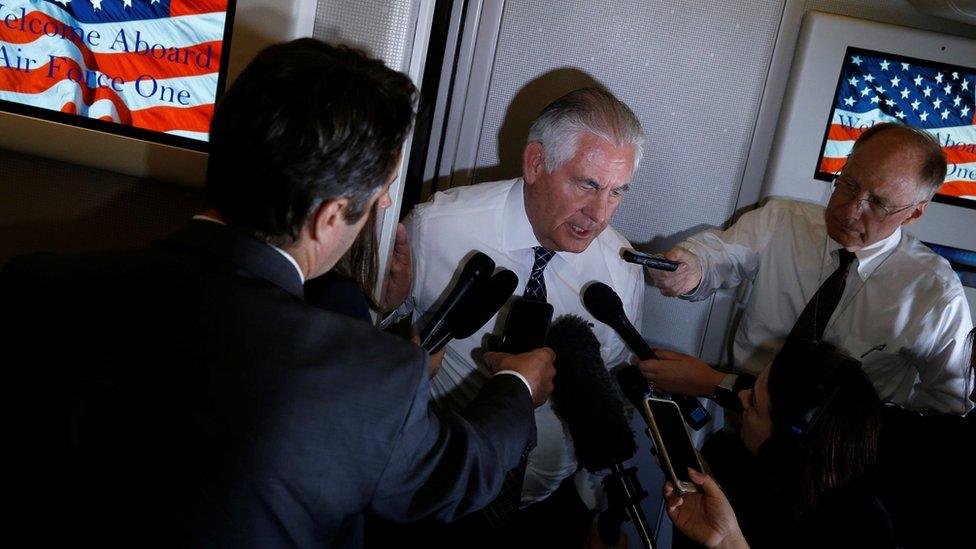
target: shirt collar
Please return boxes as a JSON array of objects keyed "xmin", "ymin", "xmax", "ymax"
[
  {"xmin": 826, "ymin": 226, "xmax": 902, "ymax": 280},
  {"xmin": 192, "ymin": 214, "xmax": 305, "ymax": 284}
]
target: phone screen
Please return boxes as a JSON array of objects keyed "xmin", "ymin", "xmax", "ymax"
[
  {"xmin": 500, "ymin": 297, "xmax": 554, "ymax": 353},
  {"xmin": 647, "ymin": 398, "xmax": 703, "ymax": 484}
]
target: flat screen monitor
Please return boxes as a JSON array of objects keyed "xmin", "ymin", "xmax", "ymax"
[
  {"xmin": 0, "ymin": 0, "xmax": 236, "ymax": 152},
  {"xmin": 815, "ymin": 46, "xmax": 975, "ymax": 208}
]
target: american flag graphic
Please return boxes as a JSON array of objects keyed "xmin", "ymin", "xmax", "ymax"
[
  {"xmin": 0, "ymin": 0, "xmax": 230, "ymax": 143},
  {"xmin": 818, "ymin": 47, "xmax": 976, "ymax": 202}
]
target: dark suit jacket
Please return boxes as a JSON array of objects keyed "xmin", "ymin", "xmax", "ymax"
[{"xmin": 1, "ymin": 221, "xmax": 535, "ymax": 547}]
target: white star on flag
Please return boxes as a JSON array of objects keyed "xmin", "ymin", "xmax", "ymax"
[
  {"xmin": 920, "ymin": 111, "xmax": 929, "ymax": 121},
  {"xmin": 922, "ymin": 86, "xmax": 932, "ymax": 97},
  {"xmin": 54, "ymin": 0, "xmax": 70, "ymax": 5},
  {"xmin": 844, "ymin": 96, "xmax": 856, "ymax": 106},
  {"xmin": 941, "ymin": 109, "xmax": 950, "ymax": 120},
  {"xmin": 848, "ymin": 76, "xmax": 859, "ymax": 86},
  {"xmin": 901, "ymin": 63, "xmax": 910, "ymax": 71},
  {"xmin": 851, "ymin": 56, "xmax": 862, "ymax": 66},
  {"xmin": 875, "ymin": 86, "xmax": 886, "ymax": 95},
  {"xmin": 911, "ymin": 99, "xmax": 921, "ymax": 111},
  {"xmin": 900, "ymin": 88, "xmax": 910, "ymax": 99},
  {"xmin": 913, "ymin": 75, "xmax": 923, "ymax": 86},
  {"xmin": 933, "ymin": 98, "xmax": 943, "ymax": 109},
  {"xmin": 952, "ymin": 71, "xmax": 959, "ymax": 80},
  {"xmin": 962, "ymin": 106, "xmax": 971, "ymax": 117},
  {"xmin": 962, "ymin": 80, "xmax": 970, "ymax": 91},
  {"xmin": 870, "ymin": 96, "xmax": 881, "ymax": 104},
  {"xmin": 943, "ymin": 84, "xmax": 952, "ymax": 95},
  {"xmin": 895, "ymin": 111, "xmax": 906, "ymax": 120},
  {"xmin": 860, "ymin": 87, "xmax": 871, "ymax": 97},
  {"xmin": 122, "ymin": 0, "xmax": 132, "ymax": 8},
  {"xmin": 91, "ymin": 0, "xmax": 101, "ymax": 10},
  {"xmin": 935, "ymin": 72, "xmax": 944, "ymax": 83},
  {"xmin": 890, "ymin": 76, "xmax": 900, "ymax": 87},
  {"xmin": 880, "ymin": 60, "xmax": 890, "ymax": 70},
  {"xmin": 885, "ymin": 98, "xmax": 895, "ymax": 107},
  {"xmin": 864, "ymin": 74, "xmax": 875, "ymax": 83},
  {"xmin": 953, "ymin": 96, "xmax": 962, "ymax": 107}
]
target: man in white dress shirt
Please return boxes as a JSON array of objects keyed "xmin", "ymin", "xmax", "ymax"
[
  {"xmin": 642, "ymin": 122, "xmax": 973, "ymax": 415},
  {"xmin": 387, "ymin": 89, "xmax": 646, "ymax": 540}
]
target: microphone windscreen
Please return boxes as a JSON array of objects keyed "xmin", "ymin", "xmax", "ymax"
[
  {"xmin": 451, "ymin": 269, "xmax": 519, "ymax": 339},
  {"xmin": 547, "ymin": 315, "xmax": 636, "ymax": 472},
  {"xmin": 582, "ymin": 282, "xmax": 625, "ymax": 326}
]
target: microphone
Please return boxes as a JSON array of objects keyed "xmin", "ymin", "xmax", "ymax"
[
  {"xmin": 547, "ymin": 315, "xmax": 636, "ymax": 472},
  {"xmin": 582, "ymin": 282, "xmax": 711, "ymax": 431},
  {"xmin": 423, "ymin": 269, "xmax": 519, "ymax": 354},
  {"xmin": 419, "ymin": 252, "xmax": 495, "ymax": 350},
  {"xmin": 546, "ymin": 315, "xmax": 653, "ymax": 548}
]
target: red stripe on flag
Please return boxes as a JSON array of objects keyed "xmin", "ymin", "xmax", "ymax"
[
  {"xmin": 943, "ymin": 147, "xmax": 976, "ymax": 165},
  {"xmin": 0, "ymin": 57, "xmax": 133, "ymax": 122},
  {"xmin": 61, "ymin": 102, "xmax": 76, "ymax": 114},
  {"xmin": 938, "ymin": 181, "xmax": 976, "ymax": 198},
  {"xmin": 819, "ymin": 156, "xmax": 847, "ymax": 174},
  {"xmin": 170, "ymin": 0, "xmax": 229, "ymax": 17},
  {"xmin": 131, "ymin": 103, "xmax": 213, "ymax": 133},
  {"xmin": 827, "ymin": 124, "xmax": 866, "ymax": 142}
]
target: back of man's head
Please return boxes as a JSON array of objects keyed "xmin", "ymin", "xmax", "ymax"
[
  {"xmin": 206, "ymin": 39, "xmax": 416, "ymax": 246},
  {"xmin": 850, "ymin": 122, "xmax": 946, "ymax": 202},
  {"xmin": 526, "ymin": 87, "xmax": 645, "ymax": 175}
]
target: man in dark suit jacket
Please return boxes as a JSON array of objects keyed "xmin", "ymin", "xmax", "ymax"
[{"xmin": 1, "ymin": 39, "xmax": 555, "ymax": 547}]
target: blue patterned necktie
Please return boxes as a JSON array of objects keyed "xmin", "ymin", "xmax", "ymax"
[{"xmin": 524, "ymin": 246, "xmax": 555, "ymax": 301}]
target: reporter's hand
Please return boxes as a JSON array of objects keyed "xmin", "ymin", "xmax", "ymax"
[
  {"xmin": 648, "ymin": 246, "xmax": 702, "ymax": 297},
  {"xmin": 664, "ymin": 469, "xmax": 749, "ymax": 549},
  {"xmin": 483, "ymin": 348, "xmax": 556, "ymax": 407},
  {"xmin": 410, "ymin": 334, "xmax": 446, "ymax": 378},
  {"xmin": 380, "ymin": 223, "xmax": 412, "ymax": 313},
  {"xmin": 635, "ymin": 349, "xmax": 723, "ymax": 397}
]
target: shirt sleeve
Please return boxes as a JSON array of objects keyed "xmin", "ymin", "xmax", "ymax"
[
  {"xmin": 907, "ymin": 290, "xmax": 974, "ymax": 415},
  {"xmin": 681, "ymin": 202, "xmax": 781, "ymax": 302}
]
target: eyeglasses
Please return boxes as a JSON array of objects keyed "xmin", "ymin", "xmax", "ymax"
[{"xmin": 830, "ymin": 175, "xmax": 922, "ymax": 220}]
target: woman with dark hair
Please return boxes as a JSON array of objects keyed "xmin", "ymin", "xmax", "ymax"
[{"xmin": 666, "ymin": 343, "xmax": 896, "ymax": 548}]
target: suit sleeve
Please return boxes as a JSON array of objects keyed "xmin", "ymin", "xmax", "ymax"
[{"xmin": 366, "ymin": 358, "xmax": 536, "ymax": 522}]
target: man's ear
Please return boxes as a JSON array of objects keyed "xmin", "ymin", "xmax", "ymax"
[
  {"xmin": 901, "ymin": 200, "xmax": 928, "ymax": 227},
  {"xmin": 309, "ymin": 197, "xmax": 350, "ymax": 243},
  {"xmin": 522, "ymin": 142, "xmax": 546, "ymax": 185}
]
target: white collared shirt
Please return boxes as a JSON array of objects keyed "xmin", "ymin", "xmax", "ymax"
[
  {"xmin": 404, "ymin": 178, "xmax": 644, "ymax": 505},
  {"xmin": 683, "ymin": 199, "xmax": 973, "ymax": 415}
]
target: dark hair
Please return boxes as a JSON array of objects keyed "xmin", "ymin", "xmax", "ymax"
[
  {"xmin": 206, "ymin": 39, "xmax": 416, "ymax": 245},
  {"xmin": 332, "ymin": 203, "xmax": 380, "ymax": 310},
  {"xmin": 762, "ymin": 343, "xmax": 882, "ymax": 515},
  {"xmin": 850, "ymin": 122, "xmax": 946, "ymax": 202}
]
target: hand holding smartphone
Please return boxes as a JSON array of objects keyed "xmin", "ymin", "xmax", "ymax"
[{"xmin": 642, "ymin": 397, "xmax": 706, "ymax": 493}]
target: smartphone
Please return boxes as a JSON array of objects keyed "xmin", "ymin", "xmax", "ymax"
[
  {"xmin": 643, "ymin": 397, "xmax": 705, "ymax": 493},
  {"xmin": 500, "ymin": 297, "xmax": 554, "ymax": 353},
  {"xmin": 622, "ymin": 249, "xmax": 679, "ymax": 272}
]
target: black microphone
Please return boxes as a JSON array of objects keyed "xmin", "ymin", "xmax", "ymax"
[
  {"xmin": 423, "ymin": 269, "xmax": 519, "ymax": 354},
  {"xmin": 547, "ymin": 315, "xmax": 636, "ymax": 471},
  {"xmin": 547, "ymin": 315, "xmax": 654, "ymax": 548},
  {"xmin": 419, "ymin": 252, "xmax": 495, "ymax": 350},
  {"xmin": 582, "ymin": 282, "xmax": 711, "ymax": 431}
]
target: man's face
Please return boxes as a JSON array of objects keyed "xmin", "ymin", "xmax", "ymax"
[
  {"xmin": 522, "ymin": 132, "xmax": 635, "ymax": 253},
  {"xmin": 824, "ymin": 132, "xmax": 929, "ymax": 251}
]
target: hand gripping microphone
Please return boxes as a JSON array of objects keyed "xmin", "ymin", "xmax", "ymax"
[
  {"xmin": 423, "ymin": 269, "xmax": 519, "ymax": 354},
  {"xmin": 419, "ymin": 252, "xmax": 495, "ymax": 350},
  {"xmin": 547, "ymin": 315, "xmax": 654, "ymax": 549},
  {"xmin": 582, "ymin": 282, "xmax": 711, "ymax": 431}
]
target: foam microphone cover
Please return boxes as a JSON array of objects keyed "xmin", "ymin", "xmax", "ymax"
[{"xmin": 547, "ymin": 315, "xmax": 637, "ymax": 472}]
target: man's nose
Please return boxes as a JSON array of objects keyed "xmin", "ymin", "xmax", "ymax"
[
  {"xmin": 582, "ymin": 192, "xmax": 610, "ymax": 225},
  {"xmin": 840, "ymin": 196, "xmax": 865, "ymax": 221}
]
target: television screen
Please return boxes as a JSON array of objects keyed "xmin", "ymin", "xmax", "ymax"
[
  {"xmin": 815, "ymin": 46, "xmax": 976, "ymax": 209},
  {"xmin": 0, "ymin": 0, "xmax": 235, "ymax": 151}
]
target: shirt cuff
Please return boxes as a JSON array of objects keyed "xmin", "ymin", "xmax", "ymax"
[{"xmin": 494, "ymin": 370, "xmax": 533, "ymax": 399}]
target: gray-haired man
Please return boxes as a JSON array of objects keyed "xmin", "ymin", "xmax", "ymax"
[{"xmin": 384, "ymin": 88, "xmax": 646, "ymax": 541}]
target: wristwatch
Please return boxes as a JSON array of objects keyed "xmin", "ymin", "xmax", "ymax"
[{"xmin": 713, "ymin": 373, "xmax": 755, "ymax": 413}]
